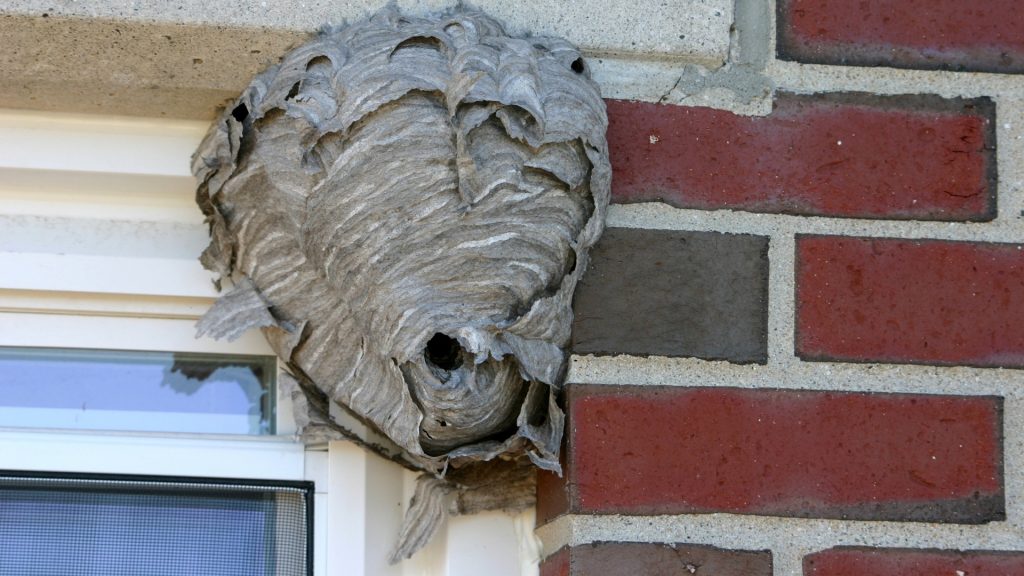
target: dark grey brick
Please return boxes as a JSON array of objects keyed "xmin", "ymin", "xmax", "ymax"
[
  {"xmin": 556, "ymin": 542, "xmax": 773, "ymax": 576},
  {"xmin": 571, "ymin": 228, "xmax": 769, "ymax": 363}
]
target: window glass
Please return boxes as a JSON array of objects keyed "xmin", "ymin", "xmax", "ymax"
[{"xmin": 0, "ymin": 347, "xmax": 276, "ymax": 435}]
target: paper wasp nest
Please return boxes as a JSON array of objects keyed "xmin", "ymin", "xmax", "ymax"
[{"xmin": 192, "ymin": 6, "xmax": 609, "ymax": 559}]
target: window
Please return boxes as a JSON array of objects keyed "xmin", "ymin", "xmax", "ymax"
[{"xmin": 0, "ymin": 470, "xmax": 312, "ymax": 576}]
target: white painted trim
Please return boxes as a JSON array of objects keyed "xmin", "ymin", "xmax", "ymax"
[
  {"xmin": 0, "ymin": 253, "xmax": 219, "ymax": 298},
  {"xmin": 0, "ymin": 428, "xmax": 305, "ymax": 480},
  {"xmin": 0, "ymin": 312, "xmax": 273, "ymax": 354},
  {"xmin": 0, "ymin": 109, "xmax": 206, "ymax": 177},
  {"xmin": 319, "ymin": 441, "xmax": 542, "ymax": 576},
  {"xmin": 0, "ymin": 289, "xmax": 213, "ymax": 320},
  {"xmin": 0, "ymin": 167, "xmax": 196, "ymax": 223}
]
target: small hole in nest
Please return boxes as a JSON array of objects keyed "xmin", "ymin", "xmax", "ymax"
[
  {"xmin": 437, "ymin": 419, "xmax": 448, "ymax": 427},
  {"xmin": 231, "ymin": 102, "xmax": 249, "ymax": 123},
  {"xmin": 425, "ymin": 333, "xmax": 463, "ymax": 371},
  {"xmin": 305, "ymin": 55, "xmax": 332, "ymax": 71},
  {"xmin": 570, "ymin": 57, "xmax": 585, "ymax": 74}
]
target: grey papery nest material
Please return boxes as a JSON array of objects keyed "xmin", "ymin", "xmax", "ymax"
[{"xmin": 191, "ymin": 5, "xmax": 609, "ymax": 561}]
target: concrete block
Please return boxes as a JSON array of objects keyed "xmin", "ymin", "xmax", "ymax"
[{"xmin": 0, "ymin": 0, "xmax": 733, "ymax": 118}]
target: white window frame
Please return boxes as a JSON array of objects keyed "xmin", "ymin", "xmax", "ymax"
[{"xmin": 0, "ymin": 109, "xmax": 538, "ymax": 576}]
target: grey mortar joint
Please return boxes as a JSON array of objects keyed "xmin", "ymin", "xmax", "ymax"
[{"xmin": 660, "ymin": 0, "xmax": 776, "ymax": 116}]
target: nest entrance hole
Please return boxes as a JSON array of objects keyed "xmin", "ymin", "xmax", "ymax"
[{"xmin": 425, "ymin": 333, "xmax": 463, "ymax": 371}]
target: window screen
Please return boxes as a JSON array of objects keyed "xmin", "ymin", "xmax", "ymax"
[
  {"xmin": 0, "ymin": 471, "xmax": 312, "ymax": 576},
  {"xmin": 0, "ymin": 347, "xmax": 276, "ymax": 435}
]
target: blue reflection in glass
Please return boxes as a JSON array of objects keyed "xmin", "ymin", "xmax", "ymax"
[{"xmin": 0, "ymin": 347, "xmax": 276, "ymax": 434}]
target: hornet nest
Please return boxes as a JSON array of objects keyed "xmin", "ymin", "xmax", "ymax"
[{"xmin": 192, "ymin": 5, "xmax": 609, "ymax": 560}]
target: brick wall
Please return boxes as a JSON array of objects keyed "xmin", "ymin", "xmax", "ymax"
[{"xmin": 540, "ymin": 0, "xmax": 1024, "ymax": 574}]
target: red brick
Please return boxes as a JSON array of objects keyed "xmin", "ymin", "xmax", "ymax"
[
  {"xmin": 778, "ymin": 0, "xmax": 1024, "ymax": 74},
  {"xmin": 537, "ymin": 464, "xmax": 570, "ymax": 526},
  {"xmin": 607, "ymin": 94, "xmax": 996, "ymax": 221},
  {"xmin": 540, "ymin": 547, "xmax": 570, "ymax": 576},
  {"xmin": 805, "ymin": 547, "xmax": 1024, "ymax": 576},
  {"xmin": 541, "ymin": 542, "xmax": 772, "ymax": 576},
  {"xmin": 542, "ymin": 385, "xmax": 1002, "ymax": 523},
  {"xmin": 797, "ymin": 236, "xmax": 1024, "ymax": 368}
]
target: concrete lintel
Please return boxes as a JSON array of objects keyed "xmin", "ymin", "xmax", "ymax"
[{"xmin": 0, "ymin": 1, "xmax": 733, "ymax": 119}]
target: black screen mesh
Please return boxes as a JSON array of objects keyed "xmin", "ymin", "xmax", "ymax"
[{"xmin": 0, "ymin": 472, "xmax": 312, "ymax": 576}]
